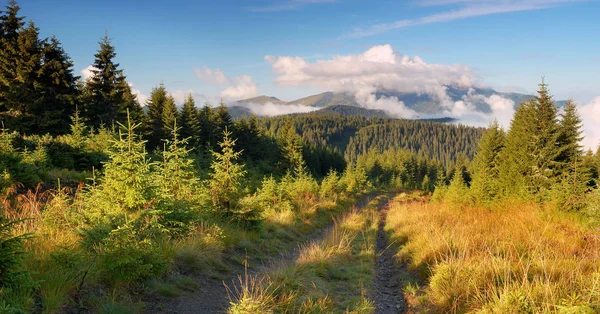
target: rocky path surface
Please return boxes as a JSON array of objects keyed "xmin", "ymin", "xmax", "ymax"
[{"xmin": 373, "ymin": 199, "xmax": 406, "ymax": 314}]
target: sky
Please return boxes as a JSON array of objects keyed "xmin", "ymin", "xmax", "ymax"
[{"xmin": 12, "ymin": 0, "xmax": 600, "ymax": 147}]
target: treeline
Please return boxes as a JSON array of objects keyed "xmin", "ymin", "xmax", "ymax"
[{"xmin": 437, "ymin": 82, "xmax": 600, "ymax": 214}]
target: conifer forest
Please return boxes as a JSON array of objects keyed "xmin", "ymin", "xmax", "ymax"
[{"xmin": 1, "ymin": 1, "xmax": 599, "ymax": 313}]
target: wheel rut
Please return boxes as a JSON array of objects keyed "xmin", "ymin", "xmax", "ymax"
[{"xmin": 373, "ymin": 200, "xmax": 406, "ymax": 314}]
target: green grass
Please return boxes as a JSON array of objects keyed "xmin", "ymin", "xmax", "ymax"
[{"xmin": 227, "ymin": 195, "xmax": 388, "ymax": 313}]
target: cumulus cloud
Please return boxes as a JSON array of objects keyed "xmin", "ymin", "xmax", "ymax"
[
  {"xmin": 266, "ymin": 44, "xmax": 482, "ymax": 119},
  {"xmin": 580, "ymin": 97, "xmax": 600, "ymax": 150},
  {"xmin": 80, "ymin": 65, "xmax": 97, "ymax": 81},
  {"xmin": 128, "ymin": 83, "xmax": 148, "ymax": 105},
  {"xmin": 194, "ymin": 66, "xmax": 259, "ymax": 100},
  {"xmin": 237, "ymin": 102, "xmax": 319, "ymax": 116},
  {"xmin": 220, "ymin": 75, "xmax": 259, "ymax": 100},
  {"xmin": 346, "ymin": 0, "xmax": 583, "ymax": 38},
  {"xmin": 194, "ymin": 67, "xmax": 230, "ymax": 85},
  {"xmin": 444, "ymin": 90, "xmax": 515, "ymax": 128},
  {"xmin": 170, "ymin": 90, "xmax": 210, "ymax": 106}
]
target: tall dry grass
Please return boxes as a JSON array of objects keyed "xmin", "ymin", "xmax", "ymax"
[{"xmin": 386, "ymin": 197, "xmax": 600, "ymax": 313}]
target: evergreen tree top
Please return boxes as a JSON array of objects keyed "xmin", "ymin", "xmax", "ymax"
[{"xmin": 0, "ymin": 0, "xmax": 24, "ymax": 43}]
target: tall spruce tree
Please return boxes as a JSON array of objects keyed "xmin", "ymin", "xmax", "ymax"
[
  {"xmin": 161, "ymin": 94, "xmax": 178, "ymax": 135},
  {"xmin": 0, "ymin": 20, "xmax": 43, "ymax": 132},
  {"xmin": 556, "ymin": 100, "xmax": 583, "ymax": 167},
  {"xmin": 180, "ymin": 93, "xmax": 199, "ymax": 147},
  {"xmin": 498, "ymin": 80, "xmax": 561, "ymax": 199},
  {"xmin": 197, "ymin": 104, "xmax": 215, "ymax": 148},
  {"xmin": 470, "ymin": 121, "xmax": 505, "ymax": 201},
  {"xmin": 498, "ymin": 101, "xmax": 536, "ymax": 198},
  {"xmin": 144, "ymin": 83, "xmax": 168, "ymax": 149},
  {"xmin": 83, "ymin": 33, "xmax": 128, "ymax": 127},
  {"xmin": 34, "ymin": 36, "xmax": 80, "ymax": 134},
  {"xmin": 529, "ymin": 80, "xmax": 560, "ymax": 195},
  {"xmin": 0, "ymin": 0, "xmax": 23, "ymax": 44}
]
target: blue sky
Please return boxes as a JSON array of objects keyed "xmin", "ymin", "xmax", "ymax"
[{"xmin": 14, "ymin": 0, "xmax": 600, "ymax": 105}]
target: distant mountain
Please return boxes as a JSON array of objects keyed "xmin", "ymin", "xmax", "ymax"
[
  {"xmin": 236, "ymin": 95, "xmax": 287, "ymax": 105},
  {"xmin": 233, "ymin": 88, "xmax": 566, "ymax": 119}
]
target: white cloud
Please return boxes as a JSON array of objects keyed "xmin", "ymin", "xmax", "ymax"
[
  {"xmin": 346, "ymin": 0, "xmax": 582, "ymax": 38},
  {"xmin": 220, "ymin": 75, "xmax": 258, "ymax": 100},
  {"xmin": 127, "ymin": 82, "xmax": 148, "ymax": 105},
  {"xmin": 443, "ymin": 90, "xmax": 515, "ymax": 128},
  {"xmin": 580, "ymin": 96, "xmax": 600, "ymax": 150},
  {"xmin": 237, "ymin": 102, "xmax": 319, "ymax": 116},
  {"xmin": 248, "ymin": 0, "xmax": 336, "ymax": 12},
  {"xmin": 266, "ymin": 44, "xmax": 477, "ymax": 118},
  {"xmin": 194, "ymin": 67, "xmax": 230, "ymax": 85},
  {"xmin": 80, "ymin": 65, "xmax": 97, "ymax": 81},
  {"xmin": 195, "ymin": 66, "xmax": 259, "ymax": 100},
  {"xmin": 170, "ymin": 90, "xmax": 210, "ymax": 106}
]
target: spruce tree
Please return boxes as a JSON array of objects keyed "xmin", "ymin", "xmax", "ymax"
[
  {"xmin": 197, "ymin": 104, "xmax": 215, "ymax": 148},
  {"xmin": 180, "ymin": 93, "xmax": 199, "ymax": 147},
  {"xmin": 0, "ymin": 21, "xmax": 43, "ymax": 132},
  {"xmin": 208, "ymin": 128, "xmax": 246, "ymax": 214},
  {"xmin": 213, "ymin": 102, "xmax": 233, "ymax": 148},
  {"xmin": 556, "ymin": 100, "xmax": 583, "ymax": 167},
  {"xmin": 498, "ymin": 80, "xmax": 560, "ymax": 198},
  {"xmin": 35, "ymin": 36, "xmax": 79, "ymax": 134},
  {"xmin": 0, "ymin": 0, "xmax": 24, "ymax": 45},
  {"xmin": 554, "ymin": 100, "xmax": 588, "ymax": 209},
  {"xmin": 497, "ymin": 101, "xmax": 535, "ymax": 198},
  {"xmin": 470, "ymin": 121, "xmax": 505, "ymax": 201},
  {"xmin": 161, "ymin": 94, "xmax": 178, "ymax": 136},
  {"xmin": 144, "ymin": 83, "xmax": 168, "ymax": 149},
  {"xmin": 83, "ymin": 33, "xmax": 127, "ymax": 127}
]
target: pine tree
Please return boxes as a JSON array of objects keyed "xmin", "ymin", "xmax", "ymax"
[
  {"xmin": 213, "ymin": 102, "xmax": 233, "ymax": 148},
  {"xmin": 470, "ymin": 121, "xmax": 505, "ymax": 201},
  {"xmin": 529, "ymin": 80, "xmax": 560, "ymax": 194},
  {"xmin": 208, "ymin": 129, "xmax": 246, "ymax": 214},
  {"xmin": 0, "ymin": 0, "xmax": 24, "ymax": 44},
  {"xmin": 180, "ymin": 93, "xmax": 199, "ymax": 147},
  {"xmin": 197, "ymin": 104, "xmax": 215, "ymax": 148},
  {"xmin": 34, "ymin": 36, "xmax": 79, "ymax": 134},
  {"xmin": 161, "ymin": 94, "xmax": 178, "ymax": 136},
  {"xmin": 0, "ymin": 21, "xmax": 43, "ymax": 133},
  {"xmin": 280, "ymin": 123, "xmax": 307, "ymax": 177},
  {"xmin": 498, "ymin": 80, "xmax": 560, "ymax": 198},
  {"xmin": 83, "ymin": 33, "xmax": 127, "ymax": 127},
  {"xmin": 554, "ymin": 100, "xmax": 589, "ymax": 209},
  {"xmin": 157, "ymin": 119, "xmax": 198, "ymax": 200},
  {"xmin": 556, "ymin": 100, "xmax": 583, "ymax": 167},
  {"xmin": 144, "ymin": 83, "xmax": 168, "ymax": 149},
  {"xmin": 498, "ymin": 101, "xmax": 535, "ymax": 198}
]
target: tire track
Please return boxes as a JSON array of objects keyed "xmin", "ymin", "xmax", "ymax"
[{"xmin": 373, "ymin": 200, "xmax": 406, "ymax": 314}]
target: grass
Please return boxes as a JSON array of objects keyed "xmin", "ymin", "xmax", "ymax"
[
  {"xmin": 385, "ymin": 194, "xmax": 600, "ymax": 313},
  {"xmin": 227, "ymin": 195, "xmax": 388, "ymax": 313}
]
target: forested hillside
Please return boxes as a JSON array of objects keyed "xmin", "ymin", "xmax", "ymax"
[{"xmin": 1, "ymin": 1, "xmax": 599, "ymax": 313}]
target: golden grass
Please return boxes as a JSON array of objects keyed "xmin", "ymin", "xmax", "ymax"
[{"xmin": 386, "ymin": 197, "xmax": 600, "ymax": 313}]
